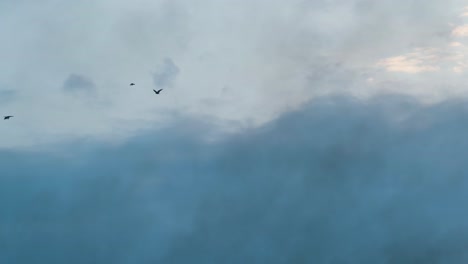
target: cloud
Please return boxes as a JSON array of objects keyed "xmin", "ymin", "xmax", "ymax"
[
  {"xmin": 0, "ymin": 89, "xmax": 17, "ymax": 104},
  {"xmin": 376, "ymin": 50, "xmax": 441, "ymax": 73},
  {"xmin": 2, "ymin": 0, "xmax": 468, "ymax": 148},
  {"xmin": 152, "ymin": 58, "xmax": 180, "ymax": 89},
  {"xmin": 375, "ymin": 40, "xmax": 468, "ymax": 74},
  {"xmin": 2, "ymin": 95, "xmax": 468, "ymax": 263},
  {"xmin": 374, "ymin": 5, "xmax": 468, "ymax": 75},
  {"xmin": 62, "ymin": 74, "xmax": 96, "ymax": 95},
  {"xmin": 452, "ymin": 25, "xmax": 468, "ymax": 37}
]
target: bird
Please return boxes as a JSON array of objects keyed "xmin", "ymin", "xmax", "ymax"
[
  {"xmin": 4, "ymin": 115, "xmax": 13, "ymax": 120},
  {"xmin": 153, "ymin": 89, "xmax": 163, "ymax": 94},
  {"xmin": 130, "ymin": 83, "xmax": 135, "ymax": 86}
]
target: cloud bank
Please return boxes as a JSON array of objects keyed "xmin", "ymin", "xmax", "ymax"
[{"xmin": 2, "ymin": 95, "xmax": 468, "ymax": 263}]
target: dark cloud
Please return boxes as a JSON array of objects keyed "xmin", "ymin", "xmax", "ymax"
[
  {"xmin": 152, "ymin": 58, "xmax": 180, "ymax": 89},
  {"xmin": 2, "ymin": 95, "xmax": 468, "ymax": 263},
  {"xmin": 63, "ymin": 74, "xmax": 96, "ymax": 95}
]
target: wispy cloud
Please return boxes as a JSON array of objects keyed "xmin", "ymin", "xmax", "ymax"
[
  {"xmin": 375, "ymin": 5, "xmax": 468, "ymax": 75},
  {"xmin": 0, "ymin": 89, "xmax": 17, "ymax": 104},
  {"xmin": 62, "ymin": 74, "xmax": 96, "ymax": 95},
  {"xmin": 451, "ymin": 25, "xmax": 468, "ymax": 37},
  {"xmin": 376, "ymin": 42, "xmax": 468, "ymax": 74},
  {"xmin": 152, "ymin": 58, "xmax": 180, "ymax": 89},
  {"xmin": 376, "ymin": 52, "xmax": 440, "ymax": 73},
  {"xmin": 460, "ymin": 6, "xmax": 468, "ymax": 17}
]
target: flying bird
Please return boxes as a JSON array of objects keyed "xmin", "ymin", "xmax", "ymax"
[
  {"xmin": 130, "ymin": 83, "xmax": 135, "ymax": 86},
  {"xmin": 153, "ymin": 89, "xmax": 163, "ymax": 94},
  {"xmin": 4, "ymin": 115, "xmax": 13, "ymax": 120}
]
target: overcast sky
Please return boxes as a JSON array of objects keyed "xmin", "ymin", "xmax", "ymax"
[
  {"xmin": 2, "ymin": 0, "xmax": 468, "ymax": 263},
  {"xmin": 0, "ymin": 0, "xmax": 467, "ymax": 148}
]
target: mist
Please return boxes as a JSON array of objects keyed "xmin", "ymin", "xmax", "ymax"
[{"xmin": 1, "ymin": 95, "xmax": 468, "ymax": 263}]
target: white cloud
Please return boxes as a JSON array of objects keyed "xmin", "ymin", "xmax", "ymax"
[
  {"xmin": 449, "ymin": 41, "xmax": 463, "ymax": 47},
  {"xmin": 452, "ymin": 25, "xmax": 468, "ymax": 37},
  {"xmin": 0, "ymin": 0, "xmax": 467, "ymax": 148},
  {"xmin": 376, "ymin": 6, "xmax": 468, "ymax": 77},
  {"xmin": 460, "ymin": 6, "xmax": 468, "ymax": 17},
  {"xmin": 376, "ymin": 54, "xmax": 440, "ymax": 73}
]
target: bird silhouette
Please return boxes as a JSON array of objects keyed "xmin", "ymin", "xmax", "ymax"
[
  {"xmin": 130, "ymin": 83, "xmax": 135, "ymax": 86},
  {"xmin": 4, "ymin": 115, "xmax": 13, "ymax": 120},
  {"xmin": 153, "ymin": 89, "xmax": 163, "ymax": 94}
]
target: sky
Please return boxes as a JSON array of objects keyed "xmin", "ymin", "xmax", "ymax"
[{"xmin": 2, "ymin": 0, "xmax": 468, "ymax": 263}]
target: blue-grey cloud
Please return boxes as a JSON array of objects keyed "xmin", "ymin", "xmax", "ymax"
[
  {"xmin": 63, "ymin": 74, "xmax": 96, "ymax": 95},
  {"xmin": 2, "ymin": 95, "xmax": 468, "ymax": 263},
  {"xmin": 0, "ymin": 89, "xmax": 17, "ymax": 103},
  {"xmin": 152, "ymin": 58, "xmax": 180, "ymax": 89}
]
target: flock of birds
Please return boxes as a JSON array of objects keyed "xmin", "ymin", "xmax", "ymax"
[{"xmin": 3, "ymin": 83, "xmax": 163, "ymax": 120}]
